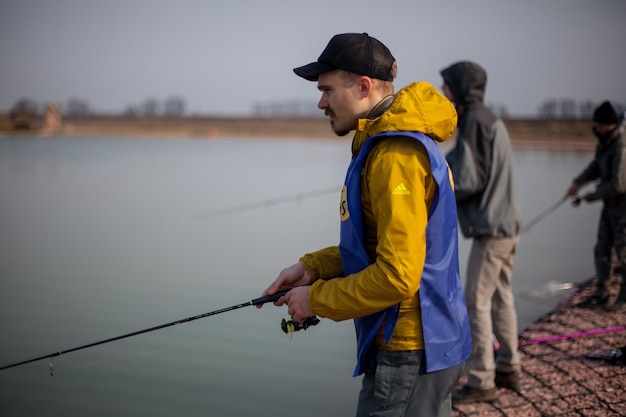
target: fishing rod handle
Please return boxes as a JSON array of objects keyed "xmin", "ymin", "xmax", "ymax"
[{"xmin": 251, "ymin": 289, "xmax": 290, "ymax": 306}]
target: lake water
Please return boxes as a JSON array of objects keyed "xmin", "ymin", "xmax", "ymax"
[{"xmin": 0, "ymin": 135, "xmax": 600, "ymax": 416}]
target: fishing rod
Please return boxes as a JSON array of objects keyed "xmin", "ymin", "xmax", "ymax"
[
  {"xmin": 0, "ymin": 289, "xmax": 314, "ymax": 373},
  {"xmin": 519, "ymin": 325, "xmax": 626, "ymax": 346},
  {"xmin": 522, "ymin": 196, "xmax": 569, "ymax": 233},
  {"xmin": 194, "ymin": 186, "xmax": 341, "ymax": 219}
]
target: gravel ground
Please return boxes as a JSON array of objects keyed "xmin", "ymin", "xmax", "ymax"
[{"xmin": 452, "ymin": 275, "xmax": 626, "ymax": 417}]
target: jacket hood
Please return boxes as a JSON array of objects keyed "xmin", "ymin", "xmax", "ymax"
[
  {"xmin": 354, "ymin": 81, "xmax": 457, "ymax": 150},
  {"xmin": 440, "ymin": 61, "xmax": 486, "ymax": 109},
  {"xmin": 593, "ymin": 124, "xmax": 621, "ymax": 146}
]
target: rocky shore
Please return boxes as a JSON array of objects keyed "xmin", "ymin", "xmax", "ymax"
[{"xmin": 452, "ymin": 275, "xmax": 626, "ymax": 417}]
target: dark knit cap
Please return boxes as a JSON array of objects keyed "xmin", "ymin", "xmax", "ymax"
[{"xmin": 592, "ymin": 101, "xmax": 619, "ymax": 125}]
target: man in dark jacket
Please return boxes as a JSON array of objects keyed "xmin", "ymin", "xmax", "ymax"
[
  {"xmin": 440, "ymin": 61, "xmax": 523, "ymax": 404},
  {"xmin": 565, "ymin": 101, "xmax": 626, "ymax": 313}
]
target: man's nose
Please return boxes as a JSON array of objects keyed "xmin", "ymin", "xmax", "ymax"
[{"xmin": 318, "ymin": 95, "xmax": 327, "ymax": 110}]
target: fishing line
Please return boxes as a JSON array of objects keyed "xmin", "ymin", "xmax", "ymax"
[
  {"xmin": 0, "ymin": 290, "xmax": 290, "ymax": 373},
  {"xmin": 193, "ymin": 186, "xmax": 340, "ymax": 219},
  {"xmin": 8, "ymin": 312, "xmax": 319, "ymax": 382},
  {"xmin": 6, "ymin": 328, "xmax": 247, "ymax": 383}
]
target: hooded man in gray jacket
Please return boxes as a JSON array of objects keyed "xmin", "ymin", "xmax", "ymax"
[{"xmin": 440, "ymin": 61, "xmax": 523, "ymax": 404}]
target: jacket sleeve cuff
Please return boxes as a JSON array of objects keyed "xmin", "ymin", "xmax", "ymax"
[{"xmin": 299, "ymin": 246, "xmax": 343, "ymax": 282}]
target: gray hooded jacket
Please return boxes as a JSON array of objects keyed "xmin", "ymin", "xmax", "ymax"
[{"xmin": 440, "ymin": 61, "xmax": 522, "ymax": 238}]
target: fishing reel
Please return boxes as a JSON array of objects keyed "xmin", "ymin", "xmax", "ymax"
[{"xmin": 281, "ymin": 316, "xmax": 320, "ymax": 334}]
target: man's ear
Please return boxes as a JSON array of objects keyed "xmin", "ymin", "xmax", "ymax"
[{"xmin": 358, "ymin": 76, "xmax": 373, "ymax": 98}]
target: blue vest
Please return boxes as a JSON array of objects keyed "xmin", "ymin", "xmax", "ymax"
[{"xmin": 339, "ymin": 131, "xmax": 471, "ymax": 376}]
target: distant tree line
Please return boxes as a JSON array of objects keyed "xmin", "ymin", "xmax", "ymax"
[
  {"xmin": 253, "ymin": 99, "xmax": 511, "ymax": 118},
  {"xmin": 8, "ymin": 97, "xmax": 625, "ymax": 120},
  {"xmin": 8, "ymin": 96, "xmax": 187, "ymax": 117},
  {"xmin": 124, "ymin": 96, "xmax": 186, "ymax": 117},
  {"xmin": 252, "ymin": 100, "xmax": 323, "ymax": 117},
  {"xmin": 538, "ymin": 99, "xmax": 625, "ymax": 119}
]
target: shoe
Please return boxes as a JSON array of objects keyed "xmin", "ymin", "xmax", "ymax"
[
  {"xmin": 586, "ymin": 347, "xmax": 623, "ymax": 362},
  {"xmin": 452, "ymin": 385, "xmax": 498, "ymax": 405},
  {"xmin": 577, "ymin": 295, "xmax": 609, "ymax": 308},
  {"xmin": 606, "ymin": 299, "xmax": 626, "ymax": 312},
  {"xmin": 495, "ymin": 371, "xmax": 521, "ymax": 392}
]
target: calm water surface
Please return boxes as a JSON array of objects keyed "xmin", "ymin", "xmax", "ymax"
[{"xmin": 0, "ymin": 136, "xmax": 600, "ymax": 416}]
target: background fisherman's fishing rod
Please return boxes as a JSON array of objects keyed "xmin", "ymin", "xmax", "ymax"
[{"xmin": 0, "ymin": 136, "xmax": 599, "ymax": 417}]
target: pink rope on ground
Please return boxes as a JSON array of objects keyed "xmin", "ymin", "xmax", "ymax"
[{"xmin": 520, "ymin": 325, "xmax": 626, "ymax": 346}]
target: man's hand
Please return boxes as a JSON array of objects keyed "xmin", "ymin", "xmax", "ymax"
[
  {"xmin": 257, "ymin": 262, "xmax": 313, "ymax": 308},
  {"xmin": 565, "ymin": 182, "xmax": 580, "ymax": 198},
  {"xmin": 572, "ymin": 193, "xmax": 591, "ymax": 207},
  {"xmin": 284, "ymin": 286, "xmax": 315, "ymax": 323}
]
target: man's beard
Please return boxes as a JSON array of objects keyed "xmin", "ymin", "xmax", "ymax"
[
  {"xmin": 332, "ymin": 124, "xmax": 351, "ymax": 137},
  {"xmin": 327, "ymin": 109, "xmax": 351, "ymax": 137}
]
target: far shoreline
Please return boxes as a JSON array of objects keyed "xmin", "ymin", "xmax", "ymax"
[{"xmin": 1, "ymin": 115, "xmax": 597, "ymax": 151}]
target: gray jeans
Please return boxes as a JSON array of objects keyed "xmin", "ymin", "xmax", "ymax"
[
  {"xmin": 464, "ymin": 235, "xmax": 521, "ymax": 389},
  {"xmin": 356, "ymin": 349, "xmax": 465, "ymax": 417}
]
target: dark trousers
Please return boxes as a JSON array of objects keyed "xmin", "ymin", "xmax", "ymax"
[
  {"xmin": 355, "ymin": 349, "xmax": 465, "ymax": 417},
  {"xmin": 594, "ymin": 207, "xmax": 626, "ymax": 301}
]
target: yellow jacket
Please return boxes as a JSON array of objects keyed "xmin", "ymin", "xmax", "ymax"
[{"xmin": 301, "ymin": 81, "xmax": 457, "ymax": 351}]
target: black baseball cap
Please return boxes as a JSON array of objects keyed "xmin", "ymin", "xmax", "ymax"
[{"xmin": 293, "ymin": 33, "xmax": 396, "ymax": 82}]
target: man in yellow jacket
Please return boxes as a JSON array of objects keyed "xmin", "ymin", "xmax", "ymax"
[{"xmin": 259, "ymin": 33, "xmax": 471, "ymax": 417}]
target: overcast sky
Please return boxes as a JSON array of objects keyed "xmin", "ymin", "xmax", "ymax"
[{"xmin": 1, "ymin": 0, "xmax": 624, "ymax": 117}]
